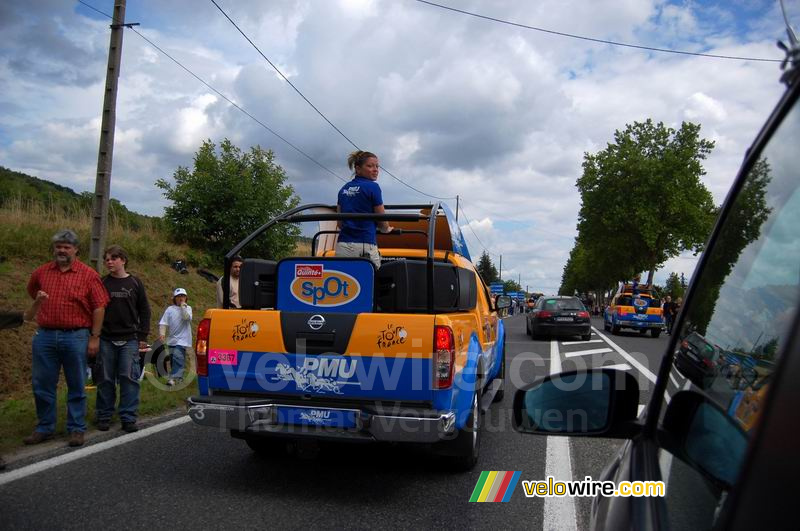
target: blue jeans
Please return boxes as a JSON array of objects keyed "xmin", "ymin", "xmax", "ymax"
[
  {"xmin": 96, "ymin": 339, "xmax": 141, "ymax": 423},
  {"xmin": 31, "ymin": 328, "xmax": 89, "ymax": 433},
  {"xmin": 169, "ymin": 345, "xmax": 186, "ymax": 379}
]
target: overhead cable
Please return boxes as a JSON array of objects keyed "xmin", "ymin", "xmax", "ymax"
[
  {"xmin": 210, "ymin": 0, "xmax": 456, "ymax": 200},
  {"xmin": 76, "ymin": 0, "xmax": 347, "ymax": 183},
  {"xmin": 415, "ymin": 0, "xmax": 782, "ymax": 63}
]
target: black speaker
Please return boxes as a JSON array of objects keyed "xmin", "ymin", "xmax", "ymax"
[{"xmin": 239, "ymin": 259, "xmax": 277, "ymax": 309}]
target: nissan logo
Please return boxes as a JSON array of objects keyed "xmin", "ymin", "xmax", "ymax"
[{"xmin": 308, "ymin": 314, "xmax": 325, "ymax": 330}]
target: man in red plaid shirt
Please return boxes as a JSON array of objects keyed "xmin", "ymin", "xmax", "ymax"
[{"xmin": 25, "ymin": 229, "xmax": 109, "ymax": 448}]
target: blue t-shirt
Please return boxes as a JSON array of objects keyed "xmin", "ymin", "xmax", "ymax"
[{"xmin": 337, "ymin": 176, "xmax": 384, "ymax": 244}]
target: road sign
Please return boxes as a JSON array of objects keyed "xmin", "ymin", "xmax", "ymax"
[{"xmin": 490, "ymin": 282, "xmax": 504, "ymax": 294}]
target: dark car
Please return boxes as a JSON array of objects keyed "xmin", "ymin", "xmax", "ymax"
[
  {"xmin": 513, "ymin": 35, "xmax": 799, "ymax": 530},
  {"xmin": 675, "ymin": 331, "xmax": 720, "ymax": 388},
  {"xmin": 526, "ymin": 296, "xmax": 591, "ymax": 341}
]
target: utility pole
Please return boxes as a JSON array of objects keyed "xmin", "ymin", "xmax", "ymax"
[
  {"xmin": 455, "ymin": 195, "xmax": 459, "ymax": 221},
  {"xmin": 89, "ymin": 0, "xmax": 138, "ymax": 270},
  {"xmin": 499, "ymin": 254, "xmax": 502, "ymax": 280}
]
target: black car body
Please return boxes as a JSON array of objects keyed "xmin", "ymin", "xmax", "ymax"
[
  {"xmin": 675, "ymin": 331, "xmax": 720, "ymax": 388},
  {"xmin": 513, "ymin": 36, "xmax": 800, "ymax": 530},
  {"xmin": 526, "ymin": 296, "xmax": 592, "ymax": 340}
]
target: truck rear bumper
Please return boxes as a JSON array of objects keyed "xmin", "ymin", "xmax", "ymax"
[{"xmin": 186, "ymin": 396, "xmax": 456, "ymax": 444}]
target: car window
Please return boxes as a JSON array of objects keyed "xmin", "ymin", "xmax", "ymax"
[
  {"xmin": 542, "ymin": 298, "xmax": 583, "ymax": 311},
  {"xmin": 657, "ymin": 96, "xmax": 799, "ymax": 530},
  {"xmin": 616, "ymin": 296, "xmax": 633, "ymax": 306}
]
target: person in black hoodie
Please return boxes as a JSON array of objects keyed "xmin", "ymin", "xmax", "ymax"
[{"xmin": 96, "ymin": 245, "xmax": 151, "ymax": 433}]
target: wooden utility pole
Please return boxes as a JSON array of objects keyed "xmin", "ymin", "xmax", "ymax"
[
  {"xmin": 89, "ymin": 0, "xmax": 131, "ymax": 271},
  {"xmin": 499, "ymin": 254, "xmax": 502, "ymax": 280}
]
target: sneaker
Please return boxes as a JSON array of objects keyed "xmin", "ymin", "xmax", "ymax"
[
  {"xmin": 167, "ymin": 379, "xmax": 175, "ymax": 386},
  {"xmin": 68, "ymin": 432, "xmax": 85, "ymax": 447},
  {"xmin": 96, "ymin": 419, "xmax": 110, "ymax": 431},
  {"xmin": 23, "ymin": 431, "xmax": 54, "ymax": 445},
  {"xmin": 121, "ymin": 422, "xmax": 139, "ymax": 433}
]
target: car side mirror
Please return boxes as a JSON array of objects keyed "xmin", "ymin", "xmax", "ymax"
[
  {"xmin": 513, "ymin": 368, "xmax": 641, "ymax": 438},
  {"xmin": 660, "ymin": 391, "xmax": 748, "ymax": 488},
  {"xmin": 495, "ymin": 295, "xmax": 512, "ymax": 309}
]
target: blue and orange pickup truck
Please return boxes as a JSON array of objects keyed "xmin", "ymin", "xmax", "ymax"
[
  {"xmin": 187, "ymin": 203, "xmax": 509, "ymax": 470},
  {"xmin": 602, "ymin": 283, "xmax": 663, "ymax": 338}
]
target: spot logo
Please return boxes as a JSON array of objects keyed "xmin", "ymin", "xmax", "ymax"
[{"xmin": 290, "ymin": 267, "xmax": 361, "ymax": 307}]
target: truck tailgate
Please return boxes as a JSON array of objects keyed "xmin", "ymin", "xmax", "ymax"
[{"xmin": 204, "ymin": 310, "xmax": 436, "ymax": 402}]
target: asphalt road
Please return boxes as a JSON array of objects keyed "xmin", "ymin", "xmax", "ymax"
[{"xmin": 0, "ymin": 315, "xmax": 671, "ymax": 530}]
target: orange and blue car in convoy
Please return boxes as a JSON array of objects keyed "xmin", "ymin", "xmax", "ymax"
[
  {"xmin": 187, "ymin": 203, "xmax": 508, "ymax": 470},
  {"xmin": 603, "ymin": 283, "xmax": 664, "ymax": 338}
]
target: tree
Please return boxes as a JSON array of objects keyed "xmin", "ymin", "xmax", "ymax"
[
  {"xmin": 156, "ymin": 139, "xmax": 301, "ymax": 260},
  {"xmin": 663, "ymin": 272, "xmax": 685, "ymax": 299},
  {"xmin": 475, "ymin": 251, "xmax": 499, "ymax": 284},
  {"xmin": 503, "ymin": 279, "xmax": 522, "ymax": 293},
  {"xmin": 576, "ymin": 119, "xmax": 717, "ymax": 285}
]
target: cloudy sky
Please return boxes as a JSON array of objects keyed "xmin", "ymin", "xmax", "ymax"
[{"xmin": 1, "ymin": 0, "xmax": 795, "ymax": 293}]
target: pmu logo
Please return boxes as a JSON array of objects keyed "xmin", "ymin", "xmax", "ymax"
[{"xmin": 291, "ymin": 268, "xmax": 361, "ymax": 306}]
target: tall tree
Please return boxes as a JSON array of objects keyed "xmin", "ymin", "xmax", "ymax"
[
  {"xmin": 576, "ymin": 119, "xmax": 717, "ymax": 285},
  {"xmin": 663, "ymin": 272, "xmax": 684, "ymax": 299},
  {"xmin": 156, "ymin": 139, "xmax": 301, "ymax": 260},
  {"xmin": 475, "ymin": 251, "xmax": 499, "ymax": 284}
]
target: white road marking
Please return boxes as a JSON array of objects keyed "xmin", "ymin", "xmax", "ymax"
[
  {"xmin": 564, "ymin": 347, "xmax": 613, "ymax": 358},
  {"xmin": 544, "ymin": 339, "xmax": 577, "ymax": 531},
  {"xmin": 0, "ymin": 416, "xmax": 191, "ymax": 487},
  {"xmin": 599, "ymin": 363, "xmax": 632, "ymax": 371},
  {"xmin": 561, "ymin": 339, "xmax": 604, "ymax": 345},
  {"xmin": 591, "ymin": 327, "xmax": 657, "ymax": 384},
  {"xmin": 549, "ymin": 338, "xmax": 562, "ymax": 375},
  {"xmin": 637, "ymin": 404, "xmax": 646, "ymax": 416}
]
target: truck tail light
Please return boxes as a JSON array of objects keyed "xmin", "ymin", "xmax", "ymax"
[
  {"xmin": 195, "ymin": 318, "xmax": 210, "ymax": 377},
  {"xmin": 434, "ymin": 325, "xmax": 455, "ymax": 389}
]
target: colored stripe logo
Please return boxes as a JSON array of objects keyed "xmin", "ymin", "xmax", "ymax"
[{"xmin": 469, "ymin": 471, "xmax": 521, "ymax": 502}]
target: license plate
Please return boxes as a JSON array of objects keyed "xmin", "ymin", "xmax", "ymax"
[
  {"xmin": 555, "ymin": 317, "xmax": 573, "ymax": 322},
  {"xmin": 276, "ymin": 406, "xmax": 358, "ymax": 429}
]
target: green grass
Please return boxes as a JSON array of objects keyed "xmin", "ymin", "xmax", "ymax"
[{"xmin": 0, "ymin": 367, "xmax": 197, "ymax": 453}]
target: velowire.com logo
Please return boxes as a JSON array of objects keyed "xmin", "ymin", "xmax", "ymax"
[{"xmin": 469, "ymin": 471, "xmax": 521, "ymax": 502}]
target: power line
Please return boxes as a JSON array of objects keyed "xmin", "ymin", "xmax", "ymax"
[
  {"xmin": 76, "ymin": 0, "xmax": 348, "ymax": 183},
  {"xmin": 209, "ymin": 0, "xmax": 456, "ymax": 200},
  {"xmin": 457, "ymin": 203, "xmax": 493, "ymax": 257},
  {"xmin": 415, "ymin": 0, "xmax": 783, "ymax": 63}
]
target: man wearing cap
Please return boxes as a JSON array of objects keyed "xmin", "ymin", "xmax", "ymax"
[
  {"xmin": 25, "ymin": 229, "xmax": 110, "ymax": 447},
  {"xmin": 158, "ymin": 288, "xmax": 192, "ymax": 386}
]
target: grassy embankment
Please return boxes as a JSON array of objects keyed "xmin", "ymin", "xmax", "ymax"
[{"xmin": 0, "ymin": 199, "xmax": 220, "ymax": 453}]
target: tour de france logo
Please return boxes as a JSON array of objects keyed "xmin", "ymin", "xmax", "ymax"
[
  {"xmin": 232, "ymin": 318, "xmax": 258, "ymax": 342},
  {"xmin": 377, "ymin": 323, "xmax": 408, "ymax": 349},
  {"xmin": 290, "ymin": 264, "xmax": 361, "ymax": 307}
]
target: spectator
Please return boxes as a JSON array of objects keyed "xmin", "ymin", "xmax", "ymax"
[
  {"xmin": 96, "ymin": 245, "xmax": 151, "ymax": 433},
  {"xmin": 25, "ymin": 229, "xmax": 109, "ymax": 448},
  {"xmin": 662, "ymin": 295, "xmax": 673, "ymax": 334},
  {"xmin": 216, "ymin": 255, "xmax": 243, "ymax": 309},
  {"xmin": 1, "ymin": 292, "xmax": 48, "ymax": 470},
  {"xmin": 159, "ymin": 288, "xmax": 193, "ymax": 386},
  {"xmin": 671, "ymin": 297, "xmax": 683, "ymax": 334},
  {"xmin": 335, "ymin": 150, "xmax": 393, "ymax": 269}
]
